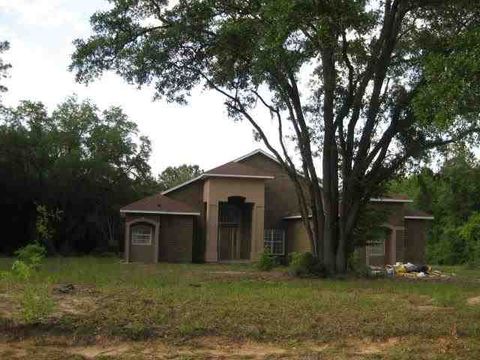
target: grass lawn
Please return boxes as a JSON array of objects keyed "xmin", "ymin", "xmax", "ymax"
[{"xmin": 1, "ymin": 257, "xmax": 480, "ymax": 359}]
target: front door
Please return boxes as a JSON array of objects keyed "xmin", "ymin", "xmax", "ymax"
[{"xmin": 218, "ymin": 202, "xmax": 242, "ymax": 260}]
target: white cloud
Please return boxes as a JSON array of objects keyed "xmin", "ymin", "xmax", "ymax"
[
  {"xmin": 0, "ymin": 0, "xmax": 78, "ymax": 28},
  {"xmin": 1, "ymin": 0, "xmax": 281, "ymax": 175}
]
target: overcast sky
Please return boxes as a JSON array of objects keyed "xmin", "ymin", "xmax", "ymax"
[{"xmin": 0, "ymin": 0, "xmax": 277, "ymax": 174}]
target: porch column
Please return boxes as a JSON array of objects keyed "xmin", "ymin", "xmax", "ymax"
[
  {"xmin": 205, "ymin": 202, "xmax": 219, "ymax": 262},
  {"xmin": 154, "ymin": 219, "xmax": 160, "ymax": 263},
  {"xmin": 250, "ymin": 204, "xmax": 265, "ymax": 260},
  {"xmin": 124, "ymin": 222, "xmax": 130, "ymax": 262}
]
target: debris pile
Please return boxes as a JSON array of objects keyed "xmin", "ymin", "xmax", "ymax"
[{"xmin": 370, "ymin": 263, "xmax": 451, "ymax": 279}]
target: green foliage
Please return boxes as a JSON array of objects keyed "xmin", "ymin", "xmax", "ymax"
[
  {"xmin": 0, "ymin": 96, "xmax": 156, "ymax": 254},
  {"xmin": 288, "ymin": 252, "xmax": 327, "ymax": 278},
  {"xmin": 35, "ymin": 204, "xmax": 62, "ymax": 245},
  {"xmin": 348, "ymin": 251, "xmax": 372, "ymax": 278},
  {"xmin": 459, "ymin": 213, "xmax": 480, "ymax": 267},
  {"xmin": 11, "ymin": 260, "xmax": 31, "ymax": 280},
  {"xmin": 19, "ymin": 283, "xmax": 55, "ymax": 324},
  {"xmin": 0, "ymin": 40, "xmax": 11, "ymax": 97},
  {"xmin": 14, "ymin": 242, "xmax": 46, "ymax": 269},
  {"xmin": 9, "ymin": 242, "xmax": 54, "ymax": 323},
  {"xmin": 256, "ymin": 251, "xmax": 275, "ymax": 271},
  {"xmin": 390, "ymin": 148, "xmax": 480, "ymax": 265},
  {"xmin": 158, "ymin": 164, "xmax": 203, "ymax": 191},
  {"xmin": 352, "ymin": 207, "xmax": 389, "ymax": 248}
]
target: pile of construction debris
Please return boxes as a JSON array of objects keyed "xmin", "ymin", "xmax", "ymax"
[{"xmin": 370, "ymin": 262, "xmax": 452, "ymax": 279}]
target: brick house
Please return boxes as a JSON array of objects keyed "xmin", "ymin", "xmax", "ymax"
[{"xmin": 121, "ymin": 149, "xmax": 433, "ymax": 264}]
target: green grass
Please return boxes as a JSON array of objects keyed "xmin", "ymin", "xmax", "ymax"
[{"xmin": 1, "ymin": 257, "xmax": 480, "ymax": 358}]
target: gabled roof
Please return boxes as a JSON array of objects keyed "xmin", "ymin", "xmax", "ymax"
[
  {"xmin": 120, "ymin": 193, "xmax": 200, "ymax": 215},
  {"xmin": 162, "ymin": 149, "xmax": 275, "ymax": 195},
  {"xmin": 205, "ymin": 161, "xmax": 275, "ymax": 178},
  {"xmin": 233, "ymin": 148, "xmax": 280, "ymax": 164}
]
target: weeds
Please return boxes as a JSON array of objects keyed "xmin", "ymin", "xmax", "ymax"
[
  {"xmin": 19, "ymin": 283, "xmax": 55, "ymax": 324},
  {"xmin": 256, "ymin": 251, "xmax": 276, "ymax": 271}
]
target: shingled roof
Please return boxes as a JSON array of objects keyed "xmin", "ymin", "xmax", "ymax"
[
  {"xmin": 120, "ymin": 193, "xmax": 200, "ymax": 215},
  {"xmin": 163, "ymin": 156, "xmax": 275, "ymax": 195},
  {"xmin": 204, "ymin": 161, "xmax": 275, "ymax": 178}
]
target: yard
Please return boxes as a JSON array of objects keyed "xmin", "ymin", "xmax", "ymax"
[{"xmin": 1, "ymin": 257, "xmax": 480, "ymax": 359}]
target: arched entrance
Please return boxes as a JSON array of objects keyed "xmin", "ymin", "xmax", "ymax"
[{"xmin": 217, "ymin": 196, "xmax": 253, "ymax": 261}]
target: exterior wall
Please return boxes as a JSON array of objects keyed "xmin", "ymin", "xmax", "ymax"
[
  {"xmin": 129, "ymin": 223, "xmax": 156, "ymax": 263},
  {"xmin": 203, "ymin": 177, "xmax": 265, "ymax": 261},
  {"xmin": 124, "ymin": 214, "xmax": 160, "ymax": 263},
  {"xmin": 238, "ymin": 154, "xmax": 301, "ymax": 229},
  {"xmin": 285, "ymin": 219, "xmax": 311, "ymax": 254},
  {"xmin": 124, "ymin": 213, "xmax": 194, "ymax": 263},
  {"xmin": 159, "ymin": 215, "xmax": 193, "ymax": 262},
  {"xmin": 405, "ymin": 219, "xmax": 429, "ymax": 264},
  {"xmin": 167, "ymin": 181, "xmax": 206, "ymax": 262},
  {"xmin": 284, "ymin": 203, "xmax": 417, "ymax": 266}
]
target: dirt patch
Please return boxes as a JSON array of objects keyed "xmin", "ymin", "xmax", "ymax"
[
  {"xmin": 0, "ymin": 294, "xmax": 18, "ymax": 318},
  {"xmin": 209, "ymin": 271, "xmax": 249, "ymax": 276},
  {"xmin": 186, "ymin": 336, "xmax": 289, "ymax": 357},
  {"xmin": 53, "ymin": 295, "xmax": 97, "ymax": 317},
  {"xmin": 413, "ymin": 305, "xmax": 455, "ymax": 311},
  {"xmin": 467, "ymin": 296, "xmax": 480, "ymax": 306},
  {"xmin": 349, "ymin": 337, "xmax": 400, "ymax": 356},
  {"xmin": 0, "ymin": 341, "xmax": 28, "ymax": 359},
  {"xmin": 0, "ymin": 336, "xmax": 327, "ymax": 359},
  {"xmin": 69, "ymin": 343, "xmax": 131, "ymax": 358}
]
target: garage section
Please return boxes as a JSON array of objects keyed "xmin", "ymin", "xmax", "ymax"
[{"xmin": 120, "ymin": 193, "xmax": 200, "ymax": 263}]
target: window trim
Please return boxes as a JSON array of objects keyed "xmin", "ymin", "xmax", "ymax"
[
  {"xmin": 367, "ymin": 240, "xmax": 385, "ymax": 257},
  {"xmin": 264, "ymin": 229, "xmax": 286, "ymax": 256},
  {"xmin": 131, "ymin": 225, "xmax": 153, "ymax": 246}
]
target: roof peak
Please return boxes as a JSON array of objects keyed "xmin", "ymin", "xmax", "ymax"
[
  {"xmin": 232, "ymin": 148, "xmax": 279, "ymax": 164},
  {"xmin": 162, "ymin": 149, "xmax": 277, "ymax": 195}
]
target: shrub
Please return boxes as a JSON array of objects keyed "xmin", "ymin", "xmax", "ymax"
[
  {"xmin": 256, "ymin": 251, "xmax": 275, "ymax": 271},
  {"xmin": 348, "ymin": 251, "xmax": 372, "ymax": 278},
  {"xmin": 288, "ymin": 252, "xmax": 327, "ymax": 277},
  {"xmin": 14, "ymin": 242, "xmax": 46, "ymax": 269},
  {"xmin": 11, "ymin": 260, "xmax": 32, "ymax": 280},
  {"xmin": 20, "ymin": 283, "xmax": 55, "ymax": 324}
]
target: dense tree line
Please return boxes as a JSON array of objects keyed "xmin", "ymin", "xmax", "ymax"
[
  {"xmin": 391, "ymin": 148, "xmax": 480, "ymax": 265},
  {"xmin": 0, "ymin": 97, "xmax": 159, "ymax": 254}
]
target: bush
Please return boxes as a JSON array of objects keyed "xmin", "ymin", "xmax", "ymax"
[
  {"xmin": 256, "ymin": 251, "xmax": 276, "ymax": 271},
  {"xmin": 14, "ymin": 242, "xmax": 46, "ymax": 269},
  {"xmin": 19, "ymin": 283, "xmax": 55, "ymax": 324},
  {"xmin": 288, "ymin": 252, "xmax": 327, "ymax": 277},
  {"xmin": 348, "ymin": 251, "xmax": 372, "ymax": 278},
  {"xmin": 11, "ymin": 260, "xmax": 32, "ymax": 280}
]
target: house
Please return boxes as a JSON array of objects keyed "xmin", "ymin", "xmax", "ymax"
[{"xmin": 120, "ymin": 149, "xmax": 433, "ymax": 265}]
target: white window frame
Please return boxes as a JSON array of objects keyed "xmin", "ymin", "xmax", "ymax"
[
  {"xmin": 131, "ymin": 225, "xmax": 152, "ymax": 246},
  {"xmin": 264, "ymin": 229, "xmax": 285, "ymax": 256},
  {"xmin": 367, "ymin": 240, "xmax": 385, "ymax": 257}
]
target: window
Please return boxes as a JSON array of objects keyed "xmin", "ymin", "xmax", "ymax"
[
  {"xmin": 131, "ymin": 225, "xmax": 152, "ymax": 245},
  {"xmin": 264, "ymin": 229, "xmax": 285, "ymax": 255},
  {"xmin": 367, "ymin": 240, "xmax": 385, "ymax": 257}
]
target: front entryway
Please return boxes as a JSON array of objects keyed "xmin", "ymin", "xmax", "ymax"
[{"xmin": 217, "ymin": 197, "xmax": 252, "ymax": 261}]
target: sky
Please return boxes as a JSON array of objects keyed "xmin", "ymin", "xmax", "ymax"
[{"xmin": 0, "ymin": 0, "xmax": 274, "ymax": 175}]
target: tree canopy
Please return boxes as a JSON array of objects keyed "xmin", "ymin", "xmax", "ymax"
[
  {"xmin": 0, "ymin": 96, "xmax": 156, "ymax": 254},
  {"xmin": 71, "ymin": 0, "xmax": 480, "ymax": 272},
  {"xmin": 391, "ymin": 147, "xmax": 480, "ymax": 266},
  {"xmin": 0, "ymin": 41, "xmax": 11, "ymax": 100},
  {"xmin": 158, "ymin": 164, "xmax": 203, "ymax": 191}
]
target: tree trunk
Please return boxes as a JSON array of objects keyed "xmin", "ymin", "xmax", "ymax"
[{"xmin": 336, "ymin": 220, "xmax": 347, "ymax": 273}]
